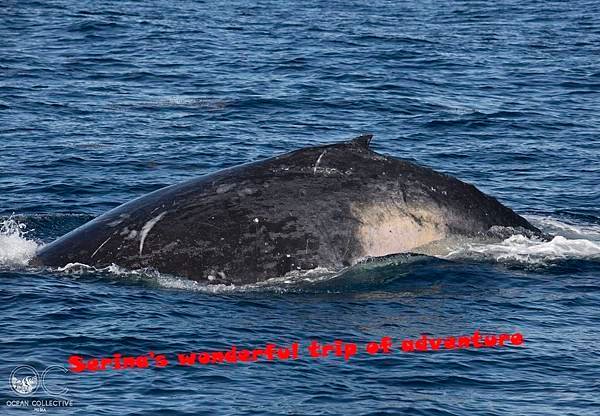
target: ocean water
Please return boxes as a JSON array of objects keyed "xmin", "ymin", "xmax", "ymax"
[{"xmin": 1, "ymin": 0, "xmax": 599, "ymax": 414}]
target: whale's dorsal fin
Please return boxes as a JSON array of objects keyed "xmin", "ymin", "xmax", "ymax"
[{"xmin": 349, "ymin": 134, "xmax": 373, "ymax": 149}]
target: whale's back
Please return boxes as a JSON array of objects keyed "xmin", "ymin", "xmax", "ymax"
[{"xmin": 33, "ymin": 135, "xmax": 540, "ymax": 283}]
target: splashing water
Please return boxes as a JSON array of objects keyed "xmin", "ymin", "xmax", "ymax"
[{"xmin": 0, "ymin": 217, "xmax": 40, "ymax": 267}]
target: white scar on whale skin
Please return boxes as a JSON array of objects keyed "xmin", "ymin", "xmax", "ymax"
[
  {"xmin": 139, "ymin": 211, "xmax": 167, "ymax": 255},
  {"xmin": 313, "ymin": 150, "xmax": 327, "ymax": 174},
  {"xmin": 91, "ymin": 237, "xmax": 111, "ymax": 258}
]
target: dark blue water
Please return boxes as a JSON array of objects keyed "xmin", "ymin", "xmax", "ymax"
[{"xmin": 1, "ymin": 1, "xmax": 599, "ymax": 414}]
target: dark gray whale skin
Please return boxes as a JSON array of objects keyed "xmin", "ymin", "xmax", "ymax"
[{"xmin": 32, "ymin": 135, "xmax": 541, "ymax": 284}]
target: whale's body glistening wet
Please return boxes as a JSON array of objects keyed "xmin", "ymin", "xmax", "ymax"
[{"xmin": 32, "ymin": 135, "xmax": 541, "ymax": 283}]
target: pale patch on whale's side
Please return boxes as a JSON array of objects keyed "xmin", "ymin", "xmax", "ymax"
[{"xmin": 351, "ymin": 202, "xmax": 447, "ymax": 258}]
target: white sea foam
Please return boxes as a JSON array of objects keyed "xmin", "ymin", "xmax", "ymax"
[
  {"xmin": 57, "ymin": 260, "xmax": 338, "ymax": 293},
  {"xmin": 528, "ymin": 215, "xmax": 600, "ymax": 240},
  {"xmin": 154, "ymin": 266, "xmax": 343, "ymax": 293},
  {"xmin": 0, "ymin": 216, "xmax": 40, "ymax": 267},
  {"xmin": 445, "ymin": 216, "xmax": 600, "ymax": 265}
]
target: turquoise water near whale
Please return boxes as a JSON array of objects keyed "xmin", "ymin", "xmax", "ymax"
[{"xmin": 1, "ymin": 0, "xmax": 599, "ymax": 414}]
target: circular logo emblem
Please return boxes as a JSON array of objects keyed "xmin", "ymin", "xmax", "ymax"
[{"xmin": 9, "ymin": 365, "xmax": 39, "ymax": 396}]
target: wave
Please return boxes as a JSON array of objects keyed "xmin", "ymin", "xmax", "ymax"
[
  {"xmin": 54, "ymin": 253, "xmax": 435, "ymax": 294},
  {"xmin": 55, "ymin": 262, "xmax": 343, "ymax": 293}
]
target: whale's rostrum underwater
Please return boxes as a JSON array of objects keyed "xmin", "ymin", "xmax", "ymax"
[{"xmin": 32, "ymin": 135, "xmax": 542, "ymax": 284}]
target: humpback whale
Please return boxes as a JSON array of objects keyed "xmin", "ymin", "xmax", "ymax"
[{"xmin": 32, "ymin": 135, "xmax": 541, "ymax": 283}]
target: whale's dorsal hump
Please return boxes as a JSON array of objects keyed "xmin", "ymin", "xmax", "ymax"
[{"xmin": 348, "ymin": 134, "xmax": 373, "ymax": 149}]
